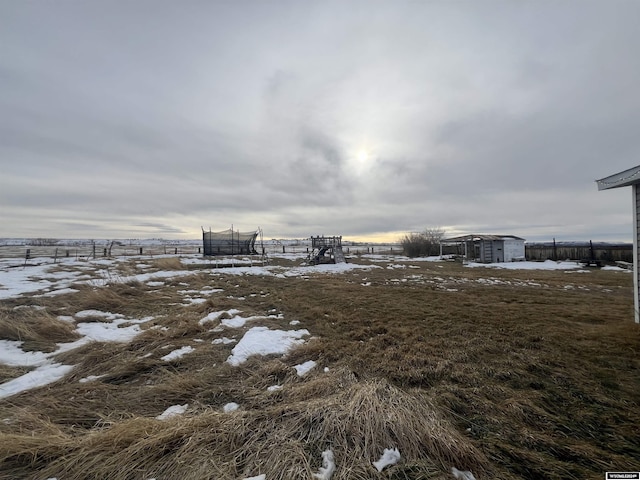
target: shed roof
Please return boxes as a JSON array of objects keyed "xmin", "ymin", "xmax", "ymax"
[
  {"xmin": 441, "ymin": 234, "xmax": 525, "ymax": 243},
  {"xmin": 596, "ymin": 165, "xmax": 640, "ymax": 190}
]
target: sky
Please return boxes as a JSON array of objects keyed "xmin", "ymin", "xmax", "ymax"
[{"xmin": 2, "ymin": 1, "xmax": 640, "ymax": 243}]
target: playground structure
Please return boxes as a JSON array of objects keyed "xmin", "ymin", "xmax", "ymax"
[
  {"xmin": 308, "ymin": 235, "xmax": 346, "ymax": 265},
  {"xmin": 202, "ymin": 227, "xmax": 261, "ymax": 256}
]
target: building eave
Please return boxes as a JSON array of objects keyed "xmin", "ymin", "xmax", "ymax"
[
  {"xmin": 596, "ymin": 165, "xmax": 640, "ymax": 190},
  {"xmin": 441, "ymin": 234, "xmax": 525, "ymax": 243}
]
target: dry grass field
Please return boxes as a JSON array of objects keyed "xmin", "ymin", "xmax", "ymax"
[{"xmin": 0, "ymin": 255, "xmax": 639, "ymax": 479}]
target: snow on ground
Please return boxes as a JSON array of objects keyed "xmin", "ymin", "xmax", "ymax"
[
  {"xmin": 466, "ymin": 260, "xmax": 584, "ymax": 270},
  {"xmin": 0, "ymin": 248, "xmax": 629, "ymax": 477},
  {"xmin": 313, "ymin": 449, "xmax": 336, "ymax": 480},
  {"xmin": 156, "ymin": 404, "xmax": 189, "ymax": 420},
  {"xmin": 0, "ymin": 253, "xmax": 622, "ymax": 400},
  {"xmin": 223, "ymin": 402, "xmax": 240, "ymax": 413},
  {"xmin": 0, "ymin": 260, "xmax": 84, "ymax": 299},
  {"xmin": 161, "ymin": 346, "xmax": 195, "ymax": 362},
  {"xmin": 451, "ymin": 467, "xmax": 477, "ymax": 480},
  {"xmin": 212, "ymin": 337, "xmax": 236, "ymax": 345},
  {"xmin": 1, "ymin": 253, "xmax": 360, "ymax": 398},
  {"xmin": 602, "ymin": 265, "xmax": 629, "ymax": 272},
  {"xmin": 294, "ymin": 360, "xmax": 317, "ymax": 376},
  {"xmin": 0, "ymin": 364, "xmax": 74, "ymax": 400},
  {"xmin": 373, "ymin": 448, "xmax": 401, "ymax": 472},
  {"xmin": 220, "ymin": 312, "xmax": 284, "ymax": 329},
  {"xmin": 226, "ymin": 327, "xmax": 310, "ymax": 366},
  {"xmin": 0, "ymin": 309, "xmax": 156, "ymax": 399}
]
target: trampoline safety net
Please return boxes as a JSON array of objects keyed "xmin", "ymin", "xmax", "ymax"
[{"xmin": 202, "ymin": 228, "xmax": 259, "ymax": 256}]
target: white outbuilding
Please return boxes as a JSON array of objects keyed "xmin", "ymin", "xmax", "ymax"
[{"xmin": 440, "ymin": 234, "xmax": 526, "ymax": 263}]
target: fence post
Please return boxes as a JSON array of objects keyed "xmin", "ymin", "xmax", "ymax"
[
  {"xmin": 139, "ymin": 247, "xmax": 143, "ymax": 255},
  {"xmin": 25, "ymin": 248, "xmax": 30, "ymax": 260}
]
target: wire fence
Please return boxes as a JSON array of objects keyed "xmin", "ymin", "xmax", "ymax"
[{"xmin": 0, "ymin": 242, "xmax": 402, "ymax": 261}]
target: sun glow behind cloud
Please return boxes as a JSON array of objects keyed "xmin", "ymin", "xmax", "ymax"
[
  {"xmin": 346, "ymin": 145, "xmax": 375, "ymax": 178},
  {"xmin": 356, "ymin": 148, "xmax": 370, "ymax": 163}
]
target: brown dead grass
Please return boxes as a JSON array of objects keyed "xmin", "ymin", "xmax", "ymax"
[
  {"xmin": 1, "ymin": 377, "xmax": 487, "ymax": 480},
  {"xmin": 0, "ymin": 364, "xmax": 32, "ymax": 383},
  {"xmin": 0, "ymin": 306, "xmax": 80, "ymax": 352},
  {"xmin": 0, "ymin": 258, "xmax": 639, "ymax": 479},
  {"xmin": 151, "ymin": 257, "xmax": 186, "ymax": 271}
]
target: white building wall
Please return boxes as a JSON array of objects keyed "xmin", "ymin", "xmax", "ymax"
[
  {"xmin": 503, "ymin": 239, "xmax": 525, "ymax": 262},
  {"xmin": 633, "ymin": 184, "xmax": 640, "ymax": 323}
]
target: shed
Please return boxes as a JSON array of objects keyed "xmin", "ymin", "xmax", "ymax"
[{"xmin": 440, "ymin": 234, "xmax": 526, "ymax": 263}]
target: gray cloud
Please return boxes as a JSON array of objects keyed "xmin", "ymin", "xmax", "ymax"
[{"xmin": 1, "ymin": 1, "xmax": 639, "ymax": 242}]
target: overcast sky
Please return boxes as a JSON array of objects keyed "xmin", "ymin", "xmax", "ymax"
[{"xmin": 2, "ymin": 1, "xmax": 639, "ymax": 242}]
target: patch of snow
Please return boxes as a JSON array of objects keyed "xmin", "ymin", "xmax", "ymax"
[
  {"xmin": 161, "ymin": 346, "xmax": 195, "ymax": 361},
  {"xmin": 212, "ymin": 337, "xmax": 236, "ymax": 345},
  {"xmin": 0, "ymin": 340, "xmax": 50, "ymax": 367},
  {"xmin": 373, "ymin": 448, "xmax": 401, "ymax": 472},
  {"xmin": 182, "ymin": 297, "xmax": 207, "ymax": 305},
  {"xmin": 221, "ymin": 313, "xmax": 283, "ymax": 329},
  {"xmin": 198, "ymin": 309, "xmax": 242, "ymax": 326},
  {"xmin": 226, "ymin": 327, "xmax": 310, "ymax": 366},
  {"xmin": 602, "ymin": 265, "xmax": 630, "ymax": 272},
  {"xmin": 466, "ymin": 260, "xmax": 584, "ymax": 270},
  {"xmin": 156, "ymin": 404, "xmax": 188, "ymax": 420},
  {"xmin": 41, "ymin": 287, "xmax": 79, "ymax": 297},
  {"xmin": 0, "ymin": 363, "xmax": 74, "ymax": 399},
  {"xmin": 451, "ymin": 467, "xmax": 477, "ymax": 480},
  {"xmin": 75, "ymin": 309, "xmax": 124, "ymax": 320},
  {"xmin": 313, "ymin": 449, "xmax": 336, "ymax": 480},
  {"xmin": 75, "ymin": 321, "xmax": 142, "ymax": 344},
  {"xmin": 200, "ymin": 288, "xmax": 223, "ymax": 294},
  {"xmin": 267, "ymin": 385, "xmax": 282, "ymax": 392},
  {"xmin": 294, "ymin": 360, "xmax": 317, "ymax": 376},
  {"xmin": 223, "ymin": 402, "xmax": 239, "ymax": 413}
]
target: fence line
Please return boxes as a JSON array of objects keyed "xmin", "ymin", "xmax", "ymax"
[
  {"xmin": 1, "ymin": 242, "xmax": 631, "ymax": 263},
  {"xmin": 0, "ymin": 243, "xmax": 401, "ymax": 261},
  {"xmin": 525, "ymin": 244, "xmax": 633, "ymax": 263}
]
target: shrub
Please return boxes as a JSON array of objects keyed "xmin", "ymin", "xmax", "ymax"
[{"xmin": 400, "ymin": 227, "xmax": 445, "ymax": 257}]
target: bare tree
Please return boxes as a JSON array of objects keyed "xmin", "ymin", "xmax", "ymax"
[{"xmin": 400, "ymin": 227, "xmax": 446, "ymax": 257}]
